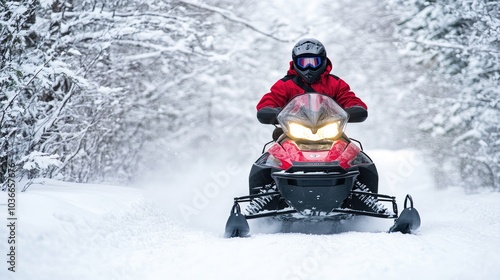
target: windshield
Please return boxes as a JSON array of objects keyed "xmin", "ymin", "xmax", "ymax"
[{"xmin": 277, "ymin": 93, "xmax": 348, "ymax": 141}]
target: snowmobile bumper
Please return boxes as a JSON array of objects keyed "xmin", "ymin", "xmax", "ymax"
[{"xmin": 271, "ymin": 166, "xmax": 360, "ymax": 215}]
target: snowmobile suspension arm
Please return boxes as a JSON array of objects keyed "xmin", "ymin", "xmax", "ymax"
[
  {"xmin": 232, "ymin": 192, "xmax": 297, "ymax": 219},
  {"xmin": 350, "ymin": 190, "xmax": 399, "ymax": 217},
  {"xmin": 233, "ymin": 191, "xmax": 282, "ymax": 203},
  {"xmin": 232, "ymin": 190, "xmax": 399, "ymax": 220}
]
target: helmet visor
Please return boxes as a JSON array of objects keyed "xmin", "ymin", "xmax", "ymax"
[{"xmin": 296, "ymin": 57, "xmax": 322, "ymax": 70}]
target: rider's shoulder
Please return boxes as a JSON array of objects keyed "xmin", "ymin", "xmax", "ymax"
[{"xmin": 328, "ymin": 74, "xmax": 340, "ymax": 80}]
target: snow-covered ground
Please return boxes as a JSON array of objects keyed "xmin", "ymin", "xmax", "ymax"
[{"xmin": 1, "ymin": 149, "xmax": 500, "ymax": 280}]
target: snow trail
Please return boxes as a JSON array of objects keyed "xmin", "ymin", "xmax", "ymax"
[{"xmin": 2, "ymin": 150, "xmax": 500, "ymax": 280}]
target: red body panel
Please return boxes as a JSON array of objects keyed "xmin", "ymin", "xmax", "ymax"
[{"xmin": 268, "ymin": 139, "xmax": 361, "ymax": 170}]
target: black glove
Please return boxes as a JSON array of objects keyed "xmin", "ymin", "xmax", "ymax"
[
  {"xmin": 257, "ymin": 107, "xmax": 281, "ymax": 124},
  {"xmin": 345, "ymin": 106, "xmax": 368, "ymax": 123}
]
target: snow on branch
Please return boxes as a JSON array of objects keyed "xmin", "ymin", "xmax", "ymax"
[
  {"xmin": 21, "ymin": 151, "xmax": 62, "ymax": 172},
  {"xmin": 0, "ymin": 57, "xmax": 52, "ymax": 127},
  {"xmin": 179, "ymin": 0, "xmax": 292, "ymax": 43},
  {"xmin": 413, "ymin": 40, "xmax": 500, "ymax": 53}
]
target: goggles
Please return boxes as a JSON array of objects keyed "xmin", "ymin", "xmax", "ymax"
[{"xmin": 295, "ymin": 56, "xmax": 322, "ymax": 69}]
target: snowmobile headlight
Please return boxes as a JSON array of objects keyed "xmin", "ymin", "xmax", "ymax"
[
  {"xmin": 316, "ymin": 122, "xmax": 341, "ymax": 139},
  {"xmin": 288, "ymin": 122, "xmax": 312, "ymax": 140},
  {"xmin": 288, "ymin": 122, "xmax": 340, "ymax": 141}
]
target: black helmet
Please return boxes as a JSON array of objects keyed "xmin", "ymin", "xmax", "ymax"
[{"xmin": 292, "ymin": 38, "xmax": 327, "ymax": 84}]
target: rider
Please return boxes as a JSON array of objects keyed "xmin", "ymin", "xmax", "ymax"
[
  {"xmin": 250, "ymin": 39, "xmax": 382, "ymax": 211},
  {"xmin": 256, "ymin": 38, "xmax": 368, "ymax": 124}
]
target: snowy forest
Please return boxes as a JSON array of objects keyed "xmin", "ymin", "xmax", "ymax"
[{"xmin": 1, "ymin": 0, "xmax": 499, "ymax": 190}]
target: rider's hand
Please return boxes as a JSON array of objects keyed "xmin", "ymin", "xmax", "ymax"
[
  {"xmin": 345, "ymin": 106, "xmax": 368, "ymax": 123},
  {"xmin": 257, "ymin": 107, "xmax": 281, "ymax": 124}
]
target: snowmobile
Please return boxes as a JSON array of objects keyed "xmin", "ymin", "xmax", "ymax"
[{"xmin": 224, "ymin": 93, "xmax": 421, "ymax": 237}]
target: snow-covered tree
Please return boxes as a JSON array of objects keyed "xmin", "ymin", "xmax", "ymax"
[
  {"xmin": 2, "ymin": 0, "xmax": 291, "ymax": 185},
  {"xmin": 0, "ymin": 0, "xmax": 63, "ymax": 184},
  {"xmin": 389, "ymin": 0, "xmax": 500, "ymax": 190}
]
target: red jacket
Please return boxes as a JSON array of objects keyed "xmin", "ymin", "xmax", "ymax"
[{"xmin": 256, "ymin": 59, "xmax": 367, "ymax": 110}]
